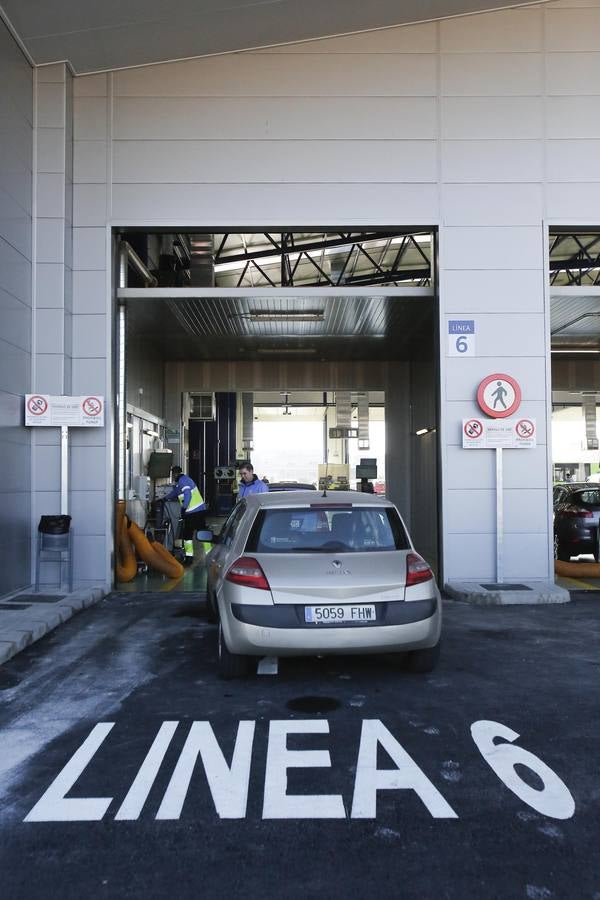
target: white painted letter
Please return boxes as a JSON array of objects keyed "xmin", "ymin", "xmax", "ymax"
[
  {"xmin": 262, "ymin": 720, "xmax": 345, "ymax": 819},
  {"xmin": 25, "ymin": 723, "xmax": 115, "ymax": 822},
  {"xmin": 115, "ymin": 721, "xmax": 179, "ymax": 821},
  {"xmin": 351, "ymin": 719, "xmax": 458, "ymax": 819},
  {"xmin": 156, "ymin": 721, "xmax": 255, "ymax": 819},
  {"xmin": 471, "ymin": 720, "xmax": 575, "ymax": 820}
]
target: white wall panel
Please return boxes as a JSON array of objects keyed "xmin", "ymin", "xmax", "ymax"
[
  {"xmin": 73, "ymin": 184, "xmax": 108, "ymax": 226},
  {"xmin": 547, "ymin": 140, "xmax": 600, "ymax": 182},
  {"xmin": 71, "ymin": 357, "xmax": 107, "ymax": 394},
  {"xmin": 36, "ymin": 128, "xmax": 65, "ymax": 173},
  {"xmin": 37, "ymin": 84, "xmax": 65, "ymax": 128},
  {"xmin": 73, "ymin": 73, "xmax": 107, "ymax": 97},
  {"xmin": 503, "ymin": 534, "xmax": 550, "ymax": 580},
  {"xmin": 73, "ymin": 141, "xmax": 108, "ymax": 183},
  {"xmin": 546, "ymin": 183, "xmax": 600, "ymax": 219},
  {"xmin": 444, "ymin": 356, "xmax": 547, "ymax": 400},
  {"xmin": 441, "ymin": 227, "xmax": 543, "ymax": 270},
  {"xmin": 112, "ymin": 182, "xmax": 439, "ymax": 224},
  {"xmin": 446, "ymin": 489, "xmax": 495, "ymax": 532},
  {"xmin": 442, "ymin": 97, "xmax": 543, "ymax": 139},
  {"xmin": 70, "ymin": 491, "xmax": 106, "ymax": 535},
  {"xmin": 114, "ymin": 53, "xmax": 437, "ymax": 97},
  {"xmin": 113, "ymin": 140, "xmax": 437, "ymax": 184},
  {"xmin": 73, "ymin": 98, "xmax": 108, "ymax": 140},
  {"xmin": 0, "ymin": 289, "xmax": 31, "ymax": 352},
  {"xmin": 113, "ymin": 97, "xmax": 438, "ymax": 141},
  {"xmin": 72, "ymin": 270, "xmax": 107, "ymax": 314},
  {"xmin": 442, "ymin": 184, "xmax": 544, "ymax": 226},
  {"xmin": 547, "ymin": 97, "xmax": 600, "ymax": 137},
  {"xmin": 444, "ymin": 533, "xmax": 496, "ymax": 580},
  {"xmin": 442, "ymin": 140, "xmax": 543, "ymax": 183},
  {"xmin": 71, "ymin": 313, "xmax": 106, "ymax": 358},
  {"xmin": 36, "ymin": 172, "xmax": 65, "ymax": 219},
  {"xmin": 546, "ymin": 8, "xmax": 600, "ymax": 50},
  {"xmin": 546, "ymin": 52, "xmax": 600, "ymax": 95},
  {"xmin": 441, "ymin": 53, "xmax": 543, "ymax": 96},
  {"xmin": 504, "ymin": 489, "xmax": 548, "ymax": 533},
  {"xmin": 445, "ymin": 445, "xmax": 494, "ymax": 489},
  {"xmin": 440, "ymin": 7, "xmax": 543, "ymax": 52},
  {"xmin": 35, "ymin": 308, "xmax": 64, "ymax": 354},
  {"xmin": 72, "ymin": 227, "xmax": 106, "ymax": 269}
]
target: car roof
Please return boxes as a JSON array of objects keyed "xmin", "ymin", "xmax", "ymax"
[{"xmin": 242, "ymin": 490, "xmax": 393, "ymax": 508}]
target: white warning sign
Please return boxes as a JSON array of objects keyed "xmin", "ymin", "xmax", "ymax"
[
  {"xmin": 25, "ymin": 395, "xmax": 104, "ymax": 428},
  {"xmin": 463, "ymin": 418, "xmax": 536, "ymax": 449}
]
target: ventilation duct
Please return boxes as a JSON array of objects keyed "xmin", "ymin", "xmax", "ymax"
[
  {"xmin": 583, "ymin": 396, "xmax": 599, "ymax": 450},
  {"xmin": 335, "ymin": 391, "xmax": 352, "ymax": 429},
  {"xmin": 189, "ymin": 234, "xmax": 215, "ymax": 287},
  {"xmin": 242, "ymin": 392, "xmax": 254, "ymax": 451},
  {"xmin": 357, "ymin": 392, "xmax": 370, "ymax": 450}
]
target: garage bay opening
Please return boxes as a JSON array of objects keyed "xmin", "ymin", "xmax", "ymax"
[{"xmin": 113, "ymin": 230, "xmax": 440, "ymax": 592}]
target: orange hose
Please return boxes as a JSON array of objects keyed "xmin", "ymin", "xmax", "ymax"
[
  {"xmin": 128, "ymin": 520, "xmax": 185, "ymax": 579},
  {"xmin": 151, "ymin": 538, "xmax": 185, "ymax": 579},
  {"xmin": 555, "ymin": 559, "xmax": 600, "ymax": 578},
  {"xmin": 116, "ymin": 511, "xmax": 137, "ymax": 583}
]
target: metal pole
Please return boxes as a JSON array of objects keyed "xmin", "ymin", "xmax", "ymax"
[
  {"xmin": 60, "ymin": 425, "xmax": 69, "ymax": 515},
  {"xmin": 496, "ymin": 447, "xmax": 504, "ymax": 583},
  {"xmin": 117, "ymin": 240, "xmax": 128, "ymax": 502}
]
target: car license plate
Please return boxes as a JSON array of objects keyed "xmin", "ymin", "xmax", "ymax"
[{"xmin": 304, "ymin": 604, "xmax": 376, "ymax": 624}]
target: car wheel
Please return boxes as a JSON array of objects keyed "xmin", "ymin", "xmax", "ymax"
[
  {"xmin": 218, "ymin": 623, "xmax": 251, "ymax": 679},
  {"xmin": 403, "ymin": 639, "xmax": 441, "ymax": 674},
  {"xmin": 554, "ymin": 533, "xmax": 570, "ymax": 562},
  {"xmin": 205, "ymin": 585, "xmax": 218, "ymax": 624}
]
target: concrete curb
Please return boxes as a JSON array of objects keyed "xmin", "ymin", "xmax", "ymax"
[
  {"xmin": 0, "ymin": 586, "xmax": 106, "ymax": 665},
  {"xmin": 445, "ymin": 580, "xmax": 571, "ymax": 606}
]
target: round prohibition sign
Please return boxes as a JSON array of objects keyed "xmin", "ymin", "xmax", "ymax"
[
  {"xmin": 464, "ymin": 418, "xmax": 484, "ymax": 439},
  {"xmin": 477, "ymin": 373, "xmax": 521, "ymax": 419},
  {"xmin": 82, "ymin": 396, "xmax": 102, "ymax": 417},
  {"xmin": 516, "ymin": 418, "xmax": 535, "ymax": 439},
  {"xmin": 27, "ymin": 395, "xmax": 48, "ymax": 416}
]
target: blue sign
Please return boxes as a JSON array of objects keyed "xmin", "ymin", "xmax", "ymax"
[{"xmin": 448, "ymin": 320, "xmax": 475, "ymax": 334}]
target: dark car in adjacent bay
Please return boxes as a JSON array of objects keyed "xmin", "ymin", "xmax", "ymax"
[{"xmin": 553, "ymin": 484, "xmax": 600, "ymax": 561}]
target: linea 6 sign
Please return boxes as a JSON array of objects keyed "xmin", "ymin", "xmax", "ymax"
[{"xmin": 25, "ymin": 395, "xmax": 104, "ymax": 427}]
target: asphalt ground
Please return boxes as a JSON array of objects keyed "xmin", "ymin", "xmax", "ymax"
[{"xmin": 0, "ymin": 592, "xmax": 599, "ymax": 900}]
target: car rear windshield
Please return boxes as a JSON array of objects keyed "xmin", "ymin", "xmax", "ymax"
[
  {"xmin": 245, "ymin": 506, "xmax": 410, "ymax": 554},
  {"xmin": 574, "ymin": 489, "xmax": 600, "ymax": 506}
]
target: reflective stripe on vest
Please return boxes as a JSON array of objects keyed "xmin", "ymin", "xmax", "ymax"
[{"xmin": 178, "ymin": 484, "xmax": 205, "ymax": 513}]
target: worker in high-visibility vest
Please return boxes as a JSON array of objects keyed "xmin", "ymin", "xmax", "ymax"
[{"xmin": 165, "ymin": 466, "xmax": 208, "ymax": 565}]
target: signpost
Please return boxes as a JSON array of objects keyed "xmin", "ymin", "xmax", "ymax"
[
  {"xmin": 464, "ymin": 375, "xmax": 530, "ymax": 584},
  {"xmin": 25, "ymin": 395, "xmax": 105, "ymax": 515},
  {"xmin": 448, "ymin": 320, "xmax": 476, "ymax": 357}
]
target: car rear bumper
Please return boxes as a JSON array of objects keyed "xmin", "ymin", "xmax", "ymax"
[{"xmin": 221, "ymin": 600, "xmax": 441, "ymax": 656}]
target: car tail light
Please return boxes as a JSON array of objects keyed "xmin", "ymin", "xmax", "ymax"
[
  {"xmin": 562, "ymin": 507, "xmax": 593, "ymax": 518},
  {"xmin": 406, "ymin": 552, "xmax": 434, "ymax": 586},
  {"xmin": 225, "ymin": 556, "xmax": 270, "ymax": 590}
]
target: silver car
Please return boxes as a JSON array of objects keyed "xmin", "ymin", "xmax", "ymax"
[{"xmin": 206, "ymin": 491, "xmax": 441, "ymax": 678}]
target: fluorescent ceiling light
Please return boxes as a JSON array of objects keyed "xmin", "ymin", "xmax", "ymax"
[
  {"xmin": 236, "ymin": 310, "xmax": 324, "ymax": 322},
  {"xmin": 144, "ymin": 428, "xmax": 160, "ymax": 437},
  {"xmin": 416, "ymin": 427, "xmax": 436, "ymax": 436},
  {"xmin": 552, "ymin": 349, "xmax": 600, "ymax": 354},
  {"xmin": 257, "ymin": 347, "xmax": 317, "ymax": 355}
]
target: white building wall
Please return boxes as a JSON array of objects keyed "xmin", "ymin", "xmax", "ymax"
[{"xmin": 67, "ymin": 0, "xmax": 600, "ymax": 586}]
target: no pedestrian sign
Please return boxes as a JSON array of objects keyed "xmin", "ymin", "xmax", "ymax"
[
  {"xmin": 477, "ymin": 373, "xmax": 521, "ymax": 419},
  {"xmin": 25, "ymin": 394, "xmax": 104, "ymax": 428},
  {"xmin": 462, "ymin": 417, "xmax": 536, "ymax": 449}
]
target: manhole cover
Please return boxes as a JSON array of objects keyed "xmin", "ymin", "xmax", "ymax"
[
  {"xmin": 286, "ymin": 696, "xmax": 340, "ymax": 713},
  {"xmin": 480, "ymin": 583, "xmax": 532, "ymax": 592}
]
